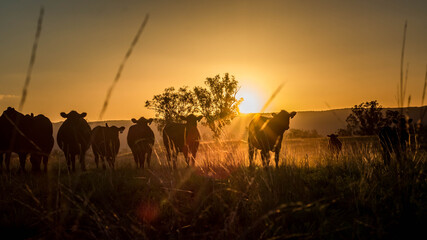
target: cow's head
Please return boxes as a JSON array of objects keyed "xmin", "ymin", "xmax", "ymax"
[
  {"xmin": 60, "ymin": 110, "xmax": 87, "ymax": 119},
  {"xmin": 271, "ymin": 110, "xmax": 296, "ymax": 130},
  {"xmin": 132, "ymin": 117, "xmax": 153, "ymax": 126},
  {"xmin": 327, "ymin": 134, "xmax": 339, "ymax": 139},
  {"xmin": 2, "ymin": 107, "xmax": 23, "ymax": 120},
  {"xmin": 180, "ymin": 114, "xmax": 203, "ymax": 127},
  {"xmin": 109, "ymin": 125, "xmax": 126, "ymax": 135}
]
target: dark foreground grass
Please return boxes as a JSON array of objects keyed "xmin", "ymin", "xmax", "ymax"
[{"xmin": 0, "ymin": 145, "xmax": 426, "ymax": 239}]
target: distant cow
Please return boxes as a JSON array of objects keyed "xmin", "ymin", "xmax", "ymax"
[
  {"xmin": 57, "ymin": 111, "xmax": 91, "ymax": 172},
  {"xmin": 248, "ymin": 110, "xmax": 296, "ymax": 167},
  {"xmin": 327, "ymin": 134, "xmax": 342, "ymax": 155},
  {"xmin": 163, "ymin": 114, "xmax": 203, "ymax": 169},
  {"xmin": 378, "ymin": 117, "xmax": 412, "ymax": 165},
  {"xmin": 91, "ymin": 123, "xmax": 125, "ymax": 169},
  {"xmin": 0, "ymin": 107, "xmax": 53, "ymax": 173},
  {"xmin": 127, "ymin": 117, "xmax": 155, "ymax": 168}
]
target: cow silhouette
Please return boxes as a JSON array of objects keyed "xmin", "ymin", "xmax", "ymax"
[
  {"xmin": 27, "ymin": 113, "xmax": 54, "ymax": 172},
  {"xmin": 0, "ymin": 107, "xmax": 53, "ymax": 173},
  {"xmin": 127, "ymin": 117, "xmax": 155, "ymax": 168},
  {"xmin": 91, "ymin": 123, "xmax": 125, "ymax": 169},
  {"xmin": 57, "ymin": 111, "xmax": 91, "ymax": 172},
  {"xmin": 327, "ymin": 134, "xmax": 342, "ymax": 155},
  {"xmin": 378, "ymin": 117, "xmax": 412, "ymax": 165},
  {"xmin": 248, "ymin": 110, "xmax": 296, "ymax": 167},
  {"xmin": 163, "ymin": 114, "xmax": 202, "ymax": 169}
]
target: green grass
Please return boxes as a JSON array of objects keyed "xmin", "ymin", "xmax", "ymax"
[{"xmin": 0, "ymin": 137, "xmax": 426, "ymax": 239}]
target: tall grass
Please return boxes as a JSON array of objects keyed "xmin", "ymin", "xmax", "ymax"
[{"xmin": 1, "ymin": 137, "xmax": 425, "ymax": 239}]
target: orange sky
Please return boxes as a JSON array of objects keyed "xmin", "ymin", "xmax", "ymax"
[{"xmin": 1, "ymin": 0, "xmax": 426, "ymax": 122}]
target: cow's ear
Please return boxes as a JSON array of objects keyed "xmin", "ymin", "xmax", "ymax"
[
  {"xmin": 180, "ymin": 116, "xmax": 187, "ymax": 121},
  {"xmin": 105, "ymin": 123, "xmax": 109, "ymax": 127},
  {"xmin": 60, "ymin": 112, "xmax": 68, "ymax": 118},
  {"xmin": 197, "ymin": 116, "xmax": 203, "ymax": 122},
  {"xmin": 290, "ymin": 111, "xmax": 297, "ymax": 118},
  {"xmin": 408, "ymin": 119, "xmax": 413, "ymax": 124},
  {"xmin": 272, "ymin": 113, "xmax": 277, "ymax": 117},
  {"xmin": 327, "ymin": 134, "xmax": 331, "ymax": 137},
  {"xmin": 119, "ymin": 126, "xmax": 125, "ymax": 133},
  {"xmin": 131, "ymin": 118, "xmax": 138, "ymax": 123},
  {"xmin": 147, "ymin": 118, "xmax": 154, "ymax": 125},
  {"xmin": 80, "ymin": 112, "xmax": 87, "ymax": 118}
]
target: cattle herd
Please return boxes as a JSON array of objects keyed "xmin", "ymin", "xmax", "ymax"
[{"xmin": 0, "ymin": 107, "xmax": 415, "ymax": 173}]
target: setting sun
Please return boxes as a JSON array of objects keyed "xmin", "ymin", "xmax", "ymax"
[{"xmin": 237, "ymin": 87, "xmax": 264, "ymax": 113}]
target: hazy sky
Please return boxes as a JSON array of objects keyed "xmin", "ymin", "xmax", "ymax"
[{"xmin": 1, "ymin": 0, "xmax": 426, "ymax": 122}]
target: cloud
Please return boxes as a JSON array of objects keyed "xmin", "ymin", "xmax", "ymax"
[{"xmin": 0, "ymin": 94, "xmax": 19, "ymax": 101}]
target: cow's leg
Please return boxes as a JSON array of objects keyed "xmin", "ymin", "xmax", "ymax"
[
  {"xmin": 79, "ymin": 153, "xmax": 86, "ymax": 171},
  {"xmin": 146, "ymin": 148, "xmax": 152, "ymax": 168},
  {"xmin": 260, "ymin": 150, "xmax": 270, "ymax": 168},
  {"xmin": 274, "ymin": 148, "xmax": 281, "ymax": 168},
  {"xmin": 248, "ymin": 143, "xmax": 255, "ymax": 166},
  {"xmin": 172, "ymin": 152, "xmax": 178, "ymax": 170},
  {"xmin": 140, "ymin": 150, "xmax": 145, "ymax": 169},
  {"xmin": 111, "ymin": 156, "xmax": 116, "ymax": 170},
  {"xmin": 190, "ymin": 144, "xmax": 198, "ymax": 166},
  {"xmin": 42, "ymin": 155, "xmax": 48, "ymax": 173},
  {"xmin": 183, "ymin": 146, "xmax": 190, "ymax": 167},
  {"xmin": 30, "ymin": 154, "xmax": 42, "ymax": 172},
  {"xmin": 5, "ymin": 152, "xmax": 11, "ymax": 172},
  {"xmin": 18, "ymin": 153, "xmax": 27, "ymax": 173},
  {"xmin": 94, "ymin": 152, "xmax": 99, "ymax": 168},
  {"xmin": 0, "ymin": 153, "xmax": 3, "ymax": 173},
  {"xmin": 101, "ymin": 156, "xmax": 106, "ymax": 169},
  {"xmin": 70, "ymin": 154, "xmax": 76, "ymax": 172}
]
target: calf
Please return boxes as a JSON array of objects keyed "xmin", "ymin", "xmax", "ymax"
[
  {"xmin": 57, "ymin": 111, "xmax": 91, "ymax": 172},
  {"xmin": 378, "ymin": 117, "xmax": 412, "ymax": 165},
  {"xmin": 127, "ymin": 117, "xmax": 155, "ymax": 168},
  {"xmin": 163, "ymin": 114, "xmax": 202, "ymax": 169},
  {"xmin": 248, "ymin": 110, "xmax": 296, "ymax": 167},
  {"xmin": 92, "ymin": 123, "xmax": 125, "ymax": 169},
  {"xmin": 327, "ymin": 134, "xmax": 342, "ymax": 155}
]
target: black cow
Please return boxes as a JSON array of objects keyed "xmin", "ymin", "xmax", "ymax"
[
  {"xmin": 57, "ymin": 111, "xmax": 91, "ymax": 171},
  {"xmin": 127, "ymin": 117, "xmax": 154, "ymax": 168},
  {"xmin": 0, "ymin": 107, "xmax": 53, "ymax": 173},
  {"xmin": 378, "ymin": 117, "xmax": 412, "ymax": 165},
  {"xmin": 248, "ymin": 110, "xmax": 296, "ymax": 167},
  {"xmin": 327, "ymin": 134, "xmax": 342, "ymax": 155},
  {"xmin": 91, "ymin": 123, "xmax": 125, "ymax": 169},
  {"xmin": 27, "ymin": 114, "xmax": 54, "ymax": 172},
  {"xmin": 0, "ymin": 107, "xmax": 29, "ymax": 172},
  {"xmin": 163, "ymin": 114, "xmax": 202, "ymax": 169}
]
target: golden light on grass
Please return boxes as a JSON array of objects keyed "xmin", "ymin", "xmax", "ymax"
[{"xmin": 237, "ymin": 87, "xmax": 263, "ymax": 114}]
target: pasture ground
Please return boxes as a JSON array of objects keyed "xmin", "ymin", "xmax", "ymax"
[{"xmin": 0, "ymin": 137, "xmax": 426, "ymax": 239}]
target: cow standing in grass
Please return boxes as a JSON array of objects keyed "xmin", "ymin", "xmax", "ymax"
[
  {"xmin": 248, "ymin": 110, "xmax": 296, "ymax": 167},
  {"xmin": 92, "ymin": 123, "xmax": 125, "ymax": 169},
  {"xmin": 0, "ymin": 107, "xmax": 53, "ymax": 173},
  {"xmin": 378, "ymin": 117, "xmax": 412, "ymax": 165},
  {"xmin": 57, "ymin": 111, "xmax": 91, "ymax": 172},
  {"xmin": 327, "ymin": 134, "xmax": 342, "ymax": 155},
  {"xmin": 127, "ymin": 117, "xmax": 155, "ymax": 168},
  {"xmin": 163, "ymin": 114, "xmax": 203, "ymax": 169},
  {"xmin": 27, "ymin": 113, "xmax": 54, "ymax": 172}
]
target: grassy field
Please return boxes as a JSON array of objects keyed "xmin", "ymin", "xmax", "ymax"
[{"xmin": 0, "ymin": 136, "xmax": 426, "ymax": 239}]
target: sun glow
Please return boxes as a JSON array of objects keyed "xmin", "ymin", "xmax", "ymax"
[{"xmin": 237, "ymin": 88, "xmax": 264, "ymax": 114}]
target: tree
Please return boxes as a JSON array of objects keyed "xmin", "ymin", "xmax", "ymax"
[
  {"xmin": 194, "ymin": 73, "xmax": 243, "ymax": 137},
  {"xmin": 145, "ymin": 73, "xmax": 243, "ymax": 137},
  {"xmin": 145, "ymin": 86, "xmax": 198, "ymax": 130},
  {"xmin": 345, "ymin": 100, "xmax": 402, "ymax": 136}
]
